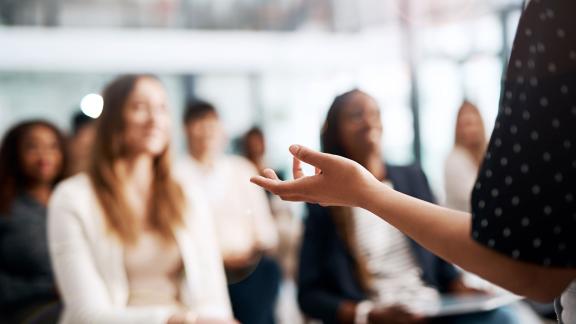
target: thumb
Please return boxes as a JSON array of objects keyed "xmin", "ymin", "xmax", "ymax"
[{"xmin": 289, "ymin": 145, "xmax": 332, "ymax": 169}]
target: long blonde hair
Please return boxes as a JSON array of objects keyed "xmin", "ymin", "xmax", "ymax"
[
  {"xmin": 88, "ymin": 75, "xmax": 185, "ymax": 245},
  {"xmin": 454, "ymin": 100, "xmax": 487, "ymax": 165}
]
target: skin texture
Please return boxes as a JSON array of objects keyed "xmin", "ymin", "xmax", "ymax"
[
  {"xmin": 20, "ymin": 125, "xmax": 64, "ymax": 205},
  {"xmin": 454, "ymin": 102, "xmax": 486, "ymax": 165},
  {"xmin": 251, "ymin": 145, "xmax": 576, "ymax": 303},
  {"xmin": 69, "ymin": 123, "xmax": 97, "ymax": 175},
  {"xmin": 185, "ymin": 112, "xmax": 226, "ymax": 166}
]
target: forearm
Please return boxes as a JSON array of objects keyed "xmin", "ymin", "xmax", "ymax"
[{"xmin": 359, "ymin": 183, "xmax": 575, "ymax": 301}]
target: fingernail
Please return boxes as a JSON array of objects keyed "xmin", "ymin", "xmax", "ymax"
[{"xmin": 289, "ymin": 145, "xmax": 300, "ymax": 154}]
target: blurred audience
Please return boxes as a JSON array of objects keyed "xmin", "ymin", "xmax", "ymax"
[
  {"xmin": 241, "ymin": 126, "xmax": 304, "ymax": 324},
  {"xmin": 68, "ymin": 111, "xmax": 97, "ymax": 175},
  {"xmin": 298, "ymin": 90, "xmax": 518, "ymax": 324},
  {"xmin": 0, "ymin": 120, "xmax": 67, "ymax": 323},
  {"xmin": 48, "ymin": 75, "xmax": 235, "ymax": 324},
  {"xmin": 177, "ymin": 101, "xmax": 281, "ymax": 324},
  {"xmin": 241, "ymin": 126, "xmax": 302, "ymax": 279}
]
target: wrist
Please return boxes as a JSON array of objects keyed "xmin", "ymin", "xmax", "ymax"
[{"xmin": 357, "ymin": 179, "xmax": 388, "ymax": 211}]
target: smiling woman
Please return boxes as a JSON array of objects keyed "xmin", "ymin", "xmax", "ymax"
[
  {"xmin": 48, "ymin": 75, "xmax": 237, "ymax": 324},
  {"xmin": 0, "ymin": 120, "xmax": 68, "ymax": 323}
]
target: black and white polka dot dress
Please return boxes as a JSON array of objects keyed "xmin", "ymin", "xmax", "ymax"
[{"xmin": 470, "ymin": 0, "xmax": 576, "ymax": 321}]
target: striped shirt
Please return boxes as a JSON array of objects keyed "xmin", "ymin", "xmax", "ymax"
[{"xmin": 352, "ymin": 183, "xmax": 439, "ymax": 312}]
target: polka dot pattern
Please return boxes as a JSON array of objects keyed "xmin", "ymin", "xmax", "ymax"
[{"xmin": 470, "ymin": 0, "xmax": 576, "ymax": 268}]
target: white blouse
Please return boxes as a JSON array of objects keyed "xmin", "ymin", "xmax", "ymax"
[
  {"xmin": 444, "ymin": 147, "xmax": 479, "ymax": 212},
  {"xmin": 175, "ymin": 155, "xmax": 278, "ymax": 259},
  {"xmin": 48, "ymin": 174, "xmax": 232, "ymax": 324}
]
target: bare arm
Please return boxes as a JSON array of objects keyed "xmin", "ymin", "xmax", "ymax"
[
  {"xmin": 362, "ymin": 183, "xmax": 575, "ymax": 302},
  {"xmin": 251, "ymin": 145, "xmax": 576, "ymax": 302}
]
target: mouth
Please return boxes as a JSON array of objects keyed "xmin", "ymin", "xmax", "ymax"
[
  {"xmin": 143, "ymin": 129, "xmax": 165, "ymax": 138},
  {"xmin": 37, "ymin": 162, "xmax": 56, "ymax": 174},
  {"xmin": 359, "ymin": 128, "xmax": 382, "ymax": 142}
]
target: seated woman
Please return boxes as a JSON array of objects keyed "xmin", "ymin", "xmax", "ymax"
[
  {"xmin": 297, "ymin": 90, "xmax": 518, "ymax": 324},
  {"xmin": 48, "ymin": 75, "xmax": 236, "ymax": 324},
  {"xmin": 0, "ymin": 120, "xmax": 68, "ymax": 323}
]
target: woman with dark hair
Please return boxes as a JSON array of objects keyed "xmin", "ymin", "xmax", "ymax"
[
  {"xmin": 298, "ymin": 90, "xmax": 517, "ymax": 324},
  {"xmin": 48, "ymin": 75, "xmax": 236, "ymax": 324},
  {"xmin": 0, "ymin": 120, "xmax": 67, "ymax": 323},
  {"xmin": 242, "ymin": 127, "xmax": 269, "ymax": 177}
]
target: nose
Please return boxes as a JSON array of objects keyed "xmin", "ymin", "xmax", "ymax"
[
  {"xmin": 145, "ymin": 106, "xmax": 165, "ymax": 128},
  {"xmin": 363, "ymin": 111, "xmax": 380, "ymax": 128}
]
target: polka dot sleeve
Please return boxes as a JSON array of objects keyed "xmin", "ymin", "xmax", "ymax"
[{"xmin": 471, "ymin": 0, "xmax": 576, "ymax": 268}]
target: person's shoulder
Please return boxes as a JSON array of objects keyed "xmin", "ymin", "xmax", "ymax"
[
  {"xmin": 173, "ymin": 155, "xmax": 197, "ymax": 176},
  {"xmin": 225, "ymin": 155, "xmax": 258, "ymax": 171},
  {"xmin": 50, "ymin": 173, "xmax": 93, "ymax": 207},
  {"xmin": 222, "ymin": 155, "xmax": 262, "ymax": 181},
  {"xmin": 446, "ymin": 147, "xmax": 470, "ymax": 163},
  {"xmin": 181, "ymin": 185, "xmax": 214, "ymax": 227}
]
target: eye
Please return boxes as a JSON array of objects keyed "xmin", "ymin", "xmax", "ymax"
[
  {"xmin": 23, "ymin": 141, "xmax": 39, "ymax": 151},
  {"xmin": 348, "ymin": 109, "xmax": 364, "ymax": 122},
  {"xmin": 157, "ymin": 104, "xmax": 168, "ymax": 112},
  {"xmin": 48, "ymin": 140, "xmax": 60, "ymax": 151},
  {"xmin": 133, "ymin": 102, "xmax": 147, "ymax": 111}
]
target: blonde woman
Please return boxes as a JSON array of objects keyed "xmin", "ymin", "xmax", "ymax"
[
  {"xmin": 48, "ymin": 75, "xmax": 236, "ymax": 324},
  {"xmin": 444, "ymin": 101, "xmax": 487, "ymax": 212}
]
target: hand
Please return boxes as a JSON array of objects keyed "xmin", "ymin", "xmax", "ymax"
[
  {"xmin": 250, "ymin": 145, "xmax": 382, "ymax": 207},
  {"xmin": 368, "ymin": 305, "xmax": 426, "ymax": 324}
]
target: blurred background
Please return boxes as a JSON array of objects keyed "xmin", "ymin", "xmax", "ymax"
[{"xmin": 0, "ymin": 0, "xmax": 524, "ymax": 200}]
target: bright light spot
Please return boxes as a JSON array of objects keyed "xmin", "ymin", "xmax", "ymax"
[{"xmin": 80, "ymin": 94, "xmax": 103, "ymax": 119}]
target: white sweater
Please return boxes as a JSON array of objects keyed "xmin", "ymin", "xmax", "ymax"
[
  {"xmin": 48, "ymin": 174, "xmax": 232, "ymax": 324},
  {"xmin": 443, "ymin": 147, "xmax": 479, "ymax": 212}
]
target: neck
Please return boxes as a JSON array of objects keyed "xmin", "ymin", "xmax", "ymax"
[
  {"xmin": 117, "ymin": 154, "xmax": 154, "ymax": 190},
  {"xmin": 190, "ymin": 149, "xmax": 216, "ymax": 168},
  {"xmin": 26, "ymin": 183, "xmax": 53, "ymax": 206},
  {"xmin": 250, "ymin": 156, "xmax": 265, "ymax": 173},
  {"xmin": 352, "ymin": 150, "xmax": 386, "ymax": 181}
]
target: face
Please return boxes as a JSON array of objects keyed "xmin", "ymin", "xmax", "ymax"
[
  {"xmin": 122, "ymin": 77, "xmax": 171, "ymax": 157},
  {"xmin": 457, "ymin": 104, "xmax": 485, "ymax": 148},
  {"xmin": 338, "ymin": 92, "xmax": 383, "ymax": 157},
  {"xmin": 20, "ymin": 125, "xmax": 63, "ymax": 185},
  {"xmin": 70, "ymin": 123, "xmax": 96, "ymax": 163},
  {"xmin": 185, "ymin": 113, "xmax": 225, "ymax": 158},
  {"xmin": 246, "ymin": 133, "xmax": 265, "ymax": 158}
]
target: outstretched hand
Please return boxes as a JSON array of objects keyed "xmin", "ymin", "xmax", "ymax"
[{"xmin": 250, "ymin": 145, "xmax": 382, "ymax": 207}]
